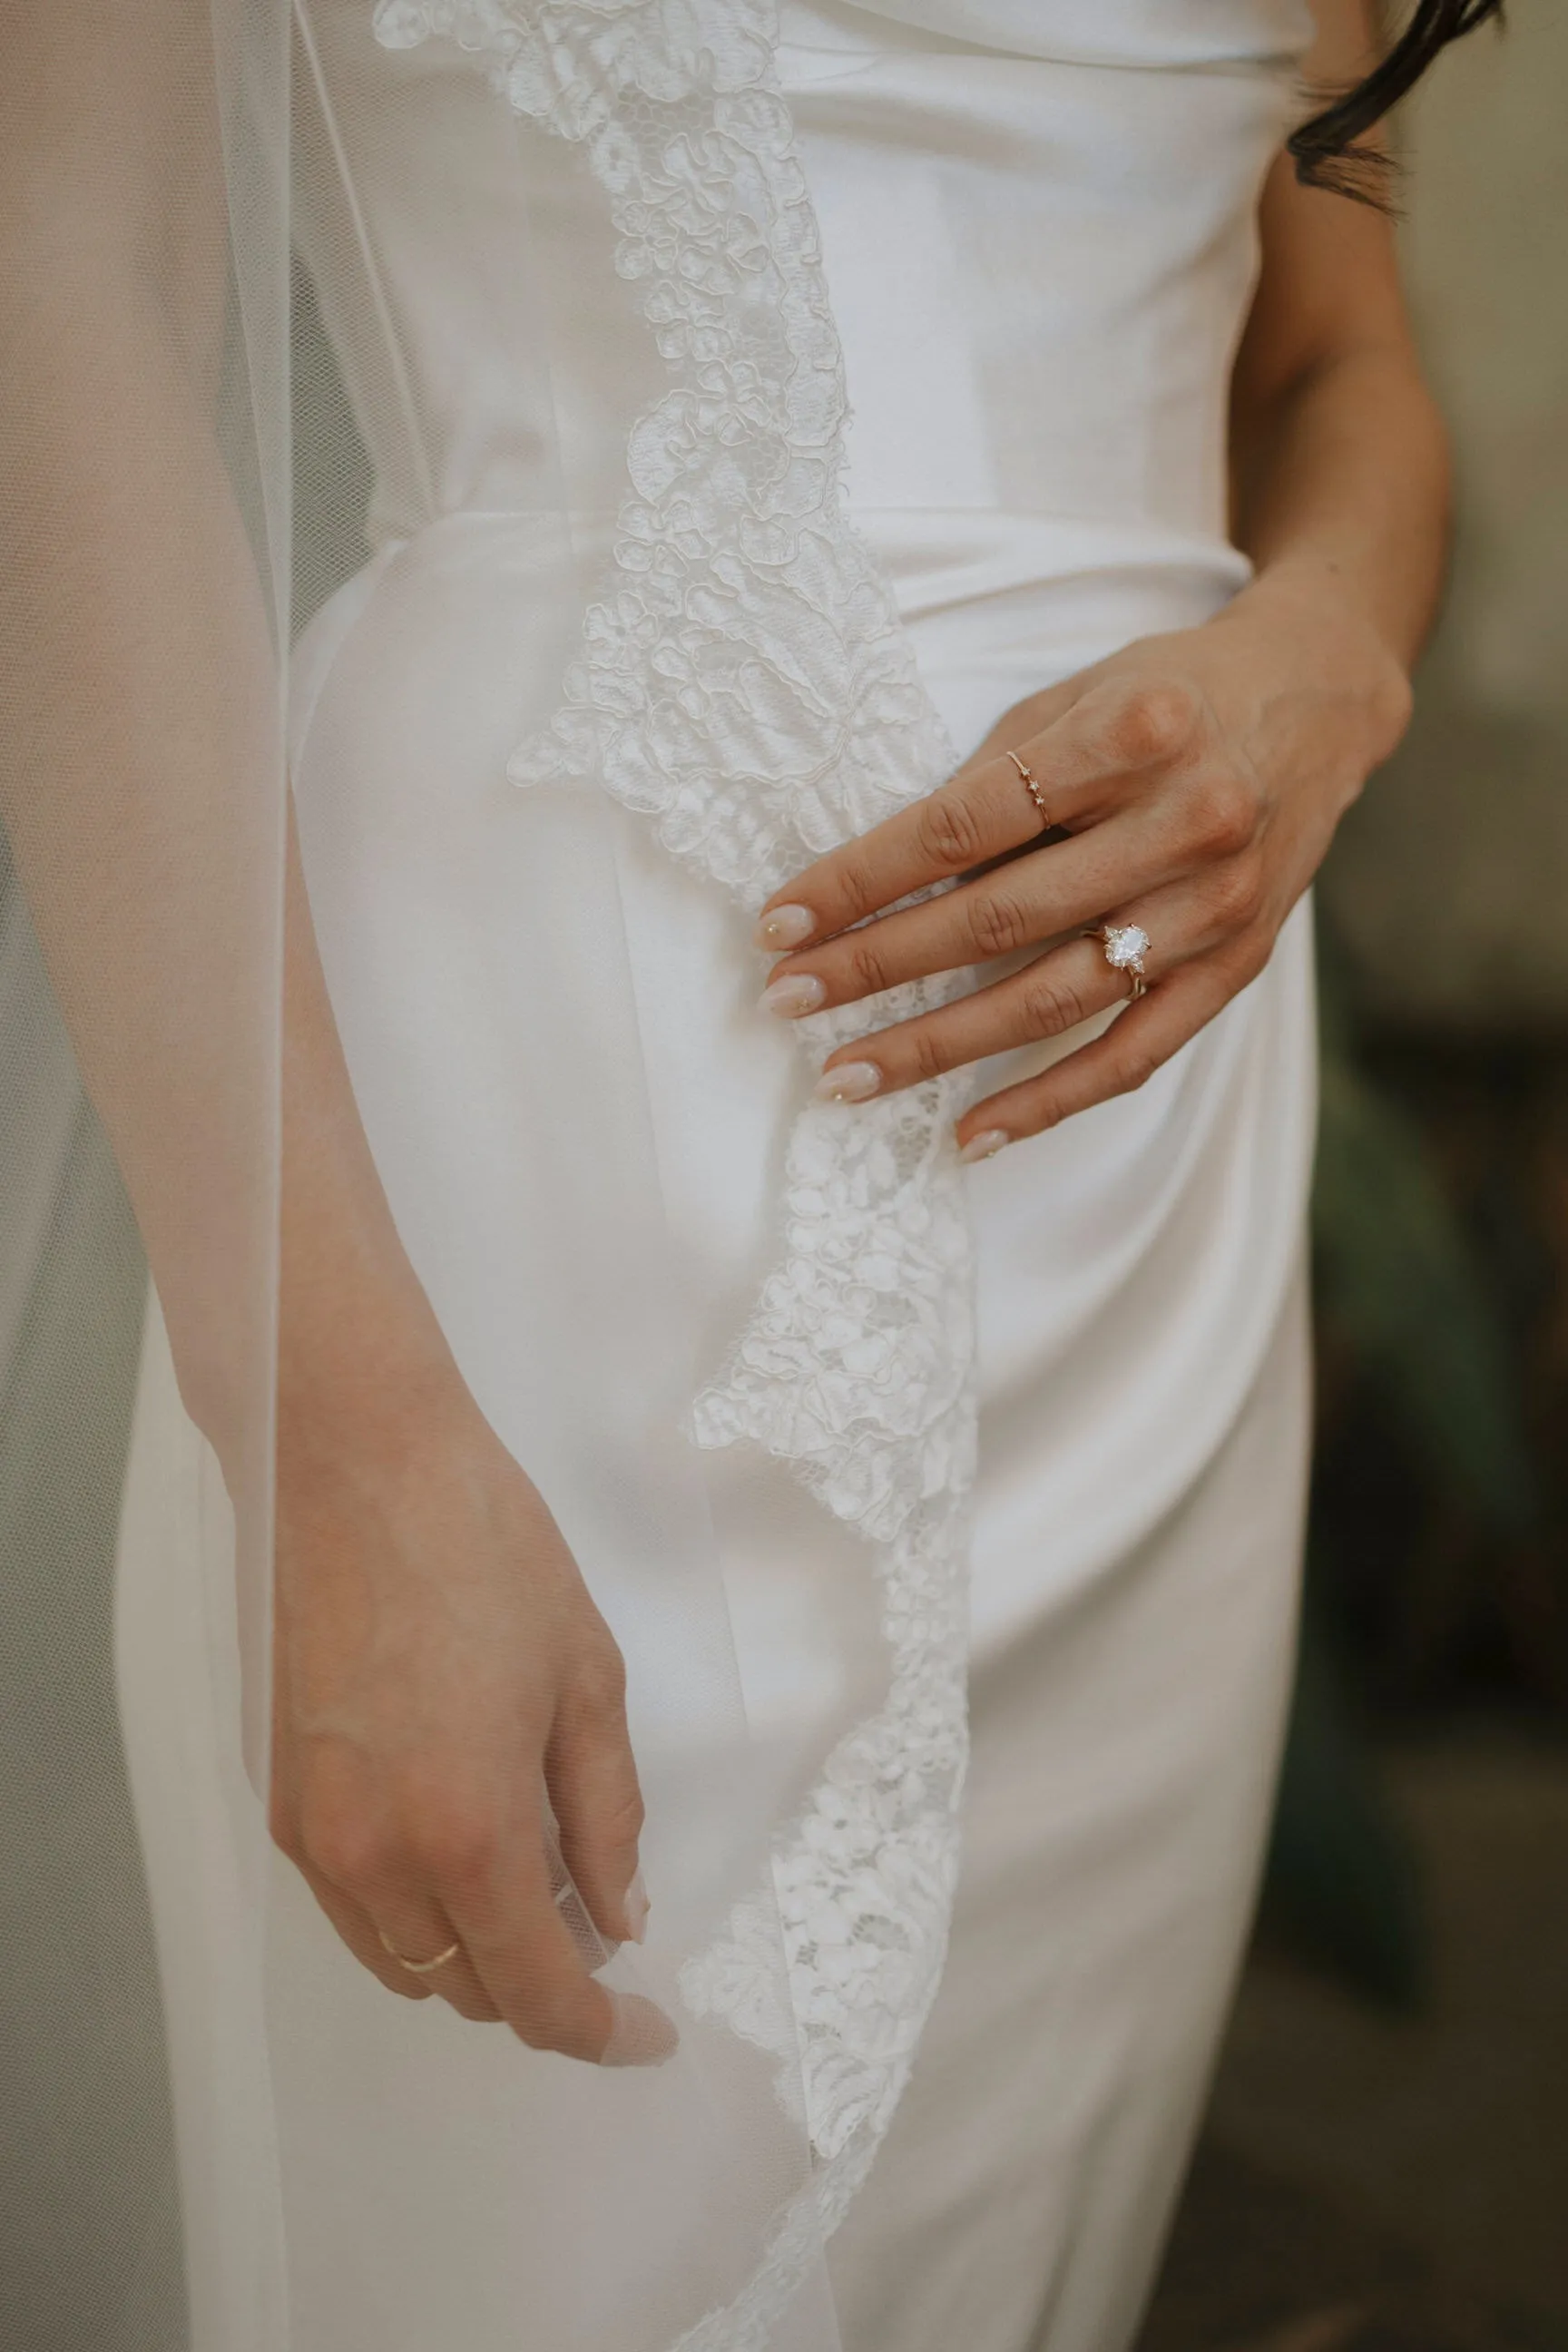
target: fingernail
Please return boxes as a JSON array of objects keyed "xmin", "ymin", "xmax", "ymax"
[
  {"xmin": 760, "ymin": 973, "xmax": 826, "ymax": 1018},
  {"xmin": 623, "ymin": 1868, "xmax": 649, "ymax": 1944},
  {"xmin": 602, "ymin": 1989, "xmax": 679, "ymax": 2068},
  {"xmin": 959, "ymin": 1129, "xmax": 1010, "ymax": 1163},
  {"xmin": 754, "ymin": 903, "xmax": 815, "ymax": 951},
  {"xmin": 814, "ymin": 1060, "xmax": 882, "ymax": 1104}
]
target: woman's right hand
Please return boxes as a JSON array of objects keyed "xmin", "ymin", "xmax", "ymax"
[
  {"xmin": 263, "ymin": 798, "xmax": 672, "ymax": 2068},
  {"xmin": 270, "ymin": 1338, "xmax": 676, "ymax": 2069}
]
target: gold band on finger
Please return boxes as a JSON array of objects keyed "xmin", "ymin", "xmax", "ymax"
[
  {"xmin": 377, "ymin": 1926, "xmax": 464, "ymax": 1976},
  {"xmin": 1007, "ymin": 749, "xmax": 1053, "ymax": 832}
]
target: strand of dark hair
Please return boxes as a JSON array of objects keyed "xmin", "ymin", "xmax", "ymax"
[{"xmin": 1289, "ymin": 0, "xmax": 1504, "ymax": 204}]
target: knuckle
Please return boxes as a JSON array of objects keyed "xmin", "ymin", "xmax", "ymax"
[
  {"xmin": 832, "ymin": 847, "xmax": 884, "ymax": 921},
  {"xmin": 434, "ymin": 1826, "xmax": 502, "ymax": 1899},
  {"xmin": 402, "ymin": 1786, "xmax": 501, "ymax": 1893},
  {"xmin": 914, "ymin": 789, "xmax": 985, "ymax": 870},
  {"xmin": 1211, "ymin": 853, "xmax": 1263, "ymax": 930},
  {"xmin": 965, "ymin": 889, "xmax": 1031, "ymax": 960},
  {"xmin": 847, "ymin": 935, "xmax": 895, "ymax": 998},
  {"xmin": 300, "ymin": 1804, "xmax": 394, "ymax": 1898},
  {"xmin": 1111, "ymin": 680, "xmax": 1201, "ymax": 769},
  {"xmin": 1113, "ymin": 1048, "xmax": 1161, "ymax": 1097},
  {"xmin": 906, "ymin": 1024, "xmax": 950, "ymax": 1083},
  {"xmin": 601, "ymin": 1781, "xmax": 646, "ymax": 1847},
  {"xmin": 573, "ymin": 1640, "xmax": 628, "ymax": 1720},
  {"xmin": 1187, "ymin": 769, "xmax": 1257, "ymax": 858},
  {"xmin": 1018, "ymin": 969, "xmax": 1087, "ymax": 1036}
]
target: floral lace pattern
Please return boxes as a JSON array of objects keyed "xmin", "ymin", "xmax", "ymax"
[{"xmin": 372, "ymin": 4, "xmax": 979, "ymax": 2342}]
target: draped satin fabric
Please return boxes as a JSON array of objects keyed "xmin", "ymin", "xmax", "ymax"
[{"xmin": 5, "ymin": 5, "xmax": 1317, "ymax": 2349}]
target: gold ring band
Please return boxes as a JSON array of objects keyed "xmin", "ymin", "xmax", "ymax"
[
  {"xmin": 377, "ymin": 1926, "xmax": 464, "ymax": 1976},
  {"xmin": 1007, "ymin": 749, "xmax": 1052, "ymax": 832}
]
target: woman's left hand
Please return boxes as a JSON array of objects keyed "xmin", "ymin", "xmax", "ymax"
[{"xmin": 753, "ymin": 566, "xmax": 1412, "ymax": 1160}]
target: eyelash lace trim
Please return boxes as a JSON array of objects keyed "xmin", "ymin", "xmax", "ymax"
[{"xmin": 372, "ymin": 5, "xmax": 978, "ymax": 2342}]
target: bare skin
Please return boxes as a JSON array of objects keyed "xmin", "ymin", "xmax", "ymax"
[
  {"xmin": 270, "ymin": 813, "xmax": 670, "ymax": 2060},
  {"xmin": 0, "ymin": 0, "xmax": 666, "ymax": 2067},
  {"xmin": 276, "ymin": 0, "xmax": 1446, "ymax": 2053},
  {"xmin": 3, "ymin": 0, "xmax": 1446, "ymax": 2062},
  {"xmin": 755, "ymin": 0, "xmax": 1447, "ymax": 1161}
]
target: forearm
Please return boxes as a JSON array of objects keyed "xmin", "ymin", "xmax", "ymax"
[
  {"xmin": 1229, "ymin": 335, "xmax": 1451, "ymax": 678},
  {"xmin": 2, "ymin": 290, "xmax": 450, "ymax": 1469},
  {"xmin": 278, "ymin": 808, "xmax": 459, "ymax": 1460},
  {"xmin": 0, "ymin": 259, "xmax": 284, "ymax": 1459}
]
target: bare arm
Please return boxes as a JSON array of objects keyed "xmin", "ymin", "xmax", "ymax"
[
  {"xmin": 1, "ymin": 4, "xmax": 664, "ymax": 2064},
  {"xmin": 0, "ymin": 0, "xmax": 281, "ymax": 1465},
  {"xmin": 749, "ymin": 0, "xmax": 1446, "ymax": 1151},
  {"xmin": 1230, "ymin": 0, "xmax": 1451, "ymax": 671}
]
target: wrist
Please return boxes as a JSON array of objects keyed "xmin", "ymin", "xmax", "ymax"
[
  {"xmin": 1220, "ymin": 554, "xmax": 1414, "ymax": 761},
  {"xmin": 277, "ymin": 1230, "xmax": 463, "ymax": 1474}
]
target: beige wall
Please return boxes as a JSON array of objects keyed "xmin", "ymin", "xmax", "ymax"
[{"xmin": 1320, "ymin": 3, "xmax": 1568, "ymax": 1031}]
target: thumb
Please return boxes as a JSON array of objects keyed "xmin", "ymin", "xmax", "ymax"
[{"xmin": 545, "ymin": 1665, "xmax": 648, "ymax": 1950}]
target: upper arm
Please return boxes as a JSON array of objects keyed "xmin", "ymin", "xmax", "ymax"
[
  {"xmin": 0, "ymin": 1, "xmax": 230, "ymax": 377},
  {"xmin": 1232, "ymin": 0, "xmax": 1417, "ymax": 417}
]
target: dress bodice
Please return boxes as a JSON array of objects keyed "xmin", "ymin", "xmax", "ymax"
[
  {"xmin": 295, "ymin": 0, "xmax": 1312, "ymax": 572},
  {"xmin": 246, "ymin": 23, "xmax": 1326, "ymax": 2352}
]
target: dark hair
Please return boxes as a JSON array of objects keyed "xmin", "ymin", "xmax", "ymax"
[{"xmin": 1289, "ymin": 1, "xmax": 1504, "ymax": 201}]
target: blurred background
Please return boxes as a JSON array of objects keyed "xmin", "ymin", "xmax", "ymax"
[
  {"xmin": 1141, "ymin": 9, "xmax": 1568, "ymax": 2347},
  {"xmin": 1, "ymin": 8, "xmax": 1563, "ymax": 2351}
]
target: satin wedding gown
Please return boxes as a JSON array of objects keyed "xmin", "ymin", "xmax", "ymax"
[{"xmin": 113, "ymin": 4, "xmax": 1318, "ymax": 2348}]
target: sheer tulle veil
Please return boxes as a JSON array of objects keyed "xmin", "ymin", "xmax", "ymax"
[{"xmin": 0, "ymin": 5, "xmax": 985, "ymax": 2345}]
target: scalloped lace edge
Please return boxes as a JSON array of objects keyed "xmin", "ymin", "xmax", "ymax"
[{"xmin": 370, "ymin": 6, "xmax": 979, "ymax": 2343}]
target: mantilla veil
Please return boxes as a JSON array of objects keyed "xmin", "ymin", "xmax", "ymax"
[
  {"xmin": 3, "ymin": 4, "xmax": 988, "ymax": 2346},
  {"xmin": 4, "ymin": 0, "xmax": 1328, "ymax": 2344}
]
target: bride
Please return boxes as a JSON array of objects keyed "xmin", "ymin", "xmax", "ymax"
[{"xmin": 0, "ymin": 1, "xmax": 1490, "ymax": 2347}]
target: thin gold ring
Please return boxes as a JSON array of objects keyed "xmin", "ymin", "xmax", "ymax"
[
  {"xmin": 377, "ymin": 1926, "xmax": 464, "ymax": 1976},
  {"xmin": 1006, "ymin": 748, "xmax": 1052, "ymax": 832}
]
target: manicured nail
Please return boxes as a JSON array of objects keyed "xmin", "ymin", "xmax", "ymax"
[
  {"xmin": 760, "ymin": 973, "xmax": 826, "ymax": 1018},
  {"xmin": 602, "ymin": 1989, "xmax": 679, "ymax": 2069},
  {"xmin": 754, "ymin": 903, "xmax": 815, "ymax": 951},
  {"xmin": 623, "ymin": 1868, "xmax": 649, "ymax": 1944},
  {"xmin": 815, "ymin": 1060, "xmax": 882, "ymax": 1104},
  {"xmin": 959, "ymin": 1129, "xmax": 1010, "ymax": 1163}
]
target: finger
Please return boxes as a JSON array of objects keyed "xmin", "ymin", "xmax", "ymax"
[
  {"xmin": 754, "ymin": 756, "xmax": 1049, "ymax": 956},
  {"xmin": 363, "ymin": 1880, "xmax": 505, "ymax": 2023},
  {"xmin": 547, "ymin": 1651, "xmax": 648, "ymax": 1947},
  {"xmin": 287, "ymin": 1791, "xmax": 505, "ymax": 2019},
  {"xmin": 438, "ymin": 1821, "xmax": 678, "ymax": 2070},
  {"xmin": 292, "ymin": 1855, "xmax": 436, "ymax": 2004},
  {"xmin": 956, "ymin": 959, "xmax": 1242, "ymax": 1151},
  {"xmin": 752, "ymin": 672, "xmax": 1206, "ymax": 953},
  {"xmin": 762, "ymin": 808, "xmax": 1179, "ymax": 1016},
  {"xmin": 815, "ymin": 936, "xmax": 1129, "ymax": 1100},
  {"xmin": 1023, "ymin": 672, "xmax": 1208, "ymax": 815},
  {"xmin": 811, "ymin": 869, "xmax": 1253, "ymax": 1099}
]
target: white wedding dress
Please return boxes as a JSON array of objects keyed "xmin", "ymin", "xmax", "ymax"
[{"xmin": 113, "ymin": 4, "xmax": 1318, "ymax": 2348}]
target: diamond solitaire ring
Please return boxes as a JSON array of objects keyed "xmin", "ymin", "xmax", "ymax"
[{"xmin": 1095, "ymin": 922, "xmax": 1150, "ymax": 1002}]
